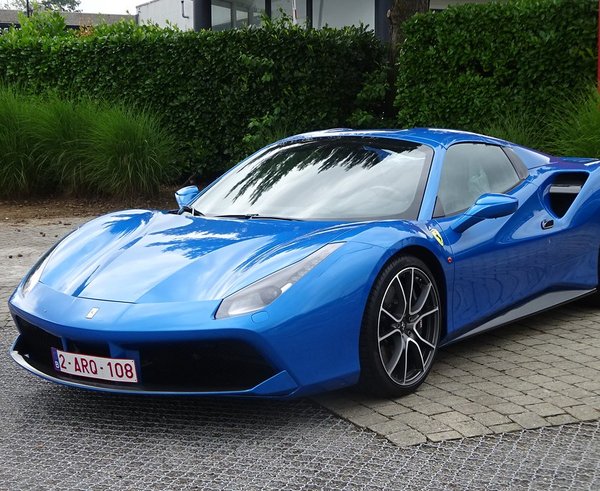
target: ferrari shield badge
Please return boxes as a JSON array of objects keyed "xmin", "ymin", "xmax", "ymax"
[{"xmin": 431, "ymin": 229, "xmax": 444, "ymax": 246}]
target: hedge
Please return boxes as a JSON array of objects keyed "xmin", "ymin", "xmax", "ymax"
[
  {"xmin": 0, "ymin": 18, "xmax": 383, "ymax": 176},
  {"xmin": 395, "ymin": 0, "xmax": 598, "ymax": 131}
]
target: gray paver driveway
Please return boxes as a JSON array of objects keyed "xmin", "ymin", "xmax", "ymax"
[
  {"xmin": 0, "ymin": 217, "xmax": 599, "ymax": 490},
  {"xmin": 318, "ymin": 306, "xmax": 600, "ymax": 444}
]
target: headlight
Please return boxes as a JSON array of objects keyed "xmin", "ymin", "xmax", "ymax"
[{"xmin": 215, "ymin": 242, "xmax": 343, "ymax": 319}]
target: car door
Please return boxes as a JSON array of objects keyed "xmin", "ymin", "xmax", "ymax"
[{"xmin": 431, "ymin": 143, "xmax": 551, "ymax": 339}]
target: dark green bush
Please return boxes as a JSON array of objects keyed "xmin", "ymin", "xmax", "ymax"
[
  {"xmin": 396, "ymin": 0, "xmax": 597, "ymax": 131},
  {"xmin": 0, "ymin": 16, "xmax": 383, "ymax": 176}
]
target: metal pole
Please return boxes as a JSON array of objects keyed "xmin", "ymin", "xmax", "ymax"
[
  {"xmin": 193, "ymin": 0, "xmax": 211, "ymax": 31},
  {"xmin": 375, "ymin": 0, "xmax": 393, "ymax": 42},
  {"xmin": 26, "ymin": 0, "xmax": 31, "ymax": 17},
  {"xmin": 306, "ymin": 0, "xmax": 313, "ymax": 28}
]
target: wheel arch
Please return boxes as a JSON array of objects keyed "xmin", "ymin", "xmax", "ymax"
[{"xmin": 383, "ymin": 245, "xmax": 448, "ymax": 340}]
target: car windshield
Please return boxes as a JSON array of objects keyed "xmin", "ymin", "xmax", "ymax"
[{"xmin": 193, "ymin": 137, "xmax": 434, "ymax": 221}]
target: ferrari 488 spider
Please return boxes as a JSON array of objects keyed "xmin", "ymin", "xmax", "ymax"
[{"xmin": 9, "ymin": 128, "xmax": 600, "ymax": 397}]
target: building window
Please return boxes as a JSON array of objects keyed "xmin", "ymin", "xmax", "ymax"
[
  {"xmin": 312, "ymin": 0, "xmax": 374, "ymax": 30},
  {"xmin": 272, "ymin": 0, "xmax": 306, "ymax": 24},
  {"xmin": 212, "ymin": 0, "xmax": 266, "ymax": 30}
]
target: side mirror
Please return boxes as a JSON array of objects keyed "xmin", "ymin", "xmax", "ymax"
[
  {"xmin": 175, "ymin": 185, "xmax": 200, "ymax": 208},
  {"xmin": 451, "ymin": 193, "xmax": 518, "ymax": 234}
]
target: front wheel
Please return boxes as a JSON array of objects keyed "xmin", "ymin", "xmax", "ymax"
[{"xmin": 359, "ymin": 256, "xmax": 441, "ymax": 397}]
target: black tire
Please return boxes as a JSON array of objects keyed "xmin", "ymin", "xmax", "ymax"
[{"xmin": 359, "ymin": 255, "xmax": 442, "ymax": 397}]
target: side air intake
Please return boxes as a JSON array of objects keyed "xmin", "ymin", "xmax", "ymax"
[{"xmin": 546, "ymin": 173, "xmax": 588, "ymax": 218}]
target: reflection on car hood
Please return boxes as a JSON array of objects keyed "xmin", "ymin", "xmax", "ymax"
[{"xmin": 38, "ymin": 210, "xmax": 351, "ymax": 303}]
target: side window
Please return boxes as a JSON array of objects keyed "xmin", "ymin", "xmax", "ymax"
[{"xmin": 434, "ymin": 143, "xmax": 521, "ymax": 217}]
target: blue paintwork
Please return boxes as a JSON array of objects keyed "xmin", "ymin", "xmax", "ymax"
[
  {"xmin": 451, "ymin": 194, "xmax": 519, "ymax": 233},
  {"xmin": 174, "ymin": 185, "xmax": 200, "ymax": 208},
  {"xmin": 8, "ymin": 128, "xmax": 600, "ymax": 397}
]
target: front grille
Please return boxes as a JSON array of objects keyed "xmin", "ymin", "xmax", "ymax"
[
  {"xmin": 66, "ymin": 339, "xmax": 111, "ymax": 358},
  {"xmin": 13, "ymin": 316, "xmax": 277, "ymax": 392},
  {"xmin": 133, "ymin": 340, "xmax": 277, "ymax": 392},
  {"xmin": 15, "ymin": 317, "xmax": 62, "ymax": 369}
]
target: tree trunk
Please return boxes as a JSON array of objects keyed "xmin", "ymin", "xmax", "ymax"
[
  {"xmin": 389, "ymin": 0, "xmax": 430, "ymax": 49},
  {"xmin": 384, "ymin": 0, "xmax": 429, "ymax": 118}
]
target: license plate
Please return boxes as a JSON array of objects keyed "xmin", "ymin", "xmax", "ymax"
[{"xmin": 51, "ymin": 348, "xmax": 138, "ymax": 383}]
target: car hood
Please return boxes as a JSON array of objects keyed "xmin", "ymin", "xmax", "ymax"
[{"xmin": 38, "ymin": 210, "xmax": 352, "ymax": 303}]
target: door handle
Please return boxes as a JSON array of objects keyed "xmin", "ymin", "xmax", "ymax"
[{"xmin": 541, "ymin": 219, "xmax": 554, "ymax": 230}]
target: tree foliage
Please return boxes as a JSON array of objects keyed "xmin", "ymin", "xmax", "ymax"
[{"xmin": 1, "ymin": 0, "xmax": 81, "ymax": 12}]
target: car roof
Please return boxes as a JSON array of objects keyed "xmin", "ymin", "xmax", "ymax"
[{"xmin": 279, "ymin": 128, "xmax": 511, "ymax": 149}]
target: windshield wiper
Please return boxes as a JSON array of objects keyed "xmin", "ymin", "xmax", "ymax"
[
  {"xmin": 180, "ymin": 206, "xmax": 205, "ymax": 217},
  {"xmin": 215, "ymin": 213, "xmax": 301, "ymax": 221}
]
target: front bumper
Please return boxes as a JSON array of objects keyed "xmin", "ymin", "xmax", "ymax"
[
  {"xmin": 10, "ymin": 314, "xmax": 298, "ymax": 396},
  {"xmin": 8, "ymin": 256, "xmax": 369, "ymax": 397}
]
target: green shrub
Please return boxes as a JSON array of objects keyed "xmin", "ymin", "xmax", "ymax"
[
  {"xmin": 0, "ymin": 88, "xmax": 40, "ymax": 196},
  {"xmin": 0, "ymin": 87, "xmax": 175, "ymax": 198},
  {"xmin": 82, "ymin": 105, "xmax": 176, "ymax": 197},
  {"xmin": 32, "ymin": 94, "xmax": 98, "ymax": 193},
  {"xmin": 483, "ymin": 112, "xmax": 549, "ymax": 151},
  {"xmin": 546, "ymin": 88, "xmax": 600, "ymax": 158},
  {"xmin": 0, "ymin": 18, "xmax": 383, "ymax": 176},
  {"xmin": 396, "ymin": 0, "xmax": 597, "ymax": 131}
]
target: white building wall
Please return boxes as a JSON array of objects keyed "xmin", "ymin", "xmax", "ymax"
[
  {"xmin": 313, "ymin": 0, "xmax": 374, "ymax": 30},
  {"xmin": 137, "ymin": 0, "xmax": 194, "ymax": 30},
  {"xmin": 135, "ymin": 0, "xmax": 496, "ymax": 31}
]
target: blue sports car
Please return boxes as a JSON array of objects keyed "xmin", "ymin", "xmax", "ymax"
[{"xmin": 8, "ymin": 128, "xmax": 600, "ymax": 397}]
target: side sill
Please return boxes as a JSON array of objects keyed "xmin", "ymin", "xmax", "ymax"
[{"xmin": 441, "ymin": 288, "xmax": 595, "ymax": 347}]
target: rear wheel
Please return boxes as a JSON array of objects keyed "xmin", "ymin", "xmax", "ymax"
[{"xmin": 359, "ymin": 256, "xmax": 441, "ymax": 397}]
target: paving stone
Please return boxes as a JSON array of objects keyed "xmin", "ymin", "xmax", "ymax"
[
  {"xmin": 400, "ymin": 412, "xmax": 451, "ymax": 434},
  {"xmin": 511, "ymin": 395, "xmax": 544, "ymax": 406},
  {"xmin": 333, "ymin": 404, "xmax": 374, "ymax": 419},
  {"xmin": 373, "ymin": 403, "xmax": 412, "ymax": 417},
  {"xmin": 414, "ymin": 402, "xmax": 451, "ymax": 416},
  {"xmin": 433, "ymin": 411, "xmax": 472, "ymax": 425},
  {"xmin": 396, "ymin": 394, "xmax": 432, "ymax": 409},
  {"xmin": 426, "ymin": 430, "xmax": 463, "ymax": 442},
  {"xmin": 525, "ymin": 402, "xmax": 565, "ymax": 418},
  {"xmin": 446, "ymin": 419, "xmax": 493, "ymax": 438},
  {"xmin": 367, "ymin": 419, "xmax": 410, "ymax": 435},
  {"xmin": 509, "ymin": 412, "xmax": 550, "ymax": 430},
  {"xmin": 546, "ymin": 414, "xmax": 579, "ymax": 426},
  {"xmin": 489, "ymin": 422, "xmax": 522, "ymax": 434},
  {"xmin": 467, "ymin": 394, "xmax": 507, "ymax": 406},
  {"xmin": 450, "ymin": 402, "xmax": 490, "ymax": 415},
  {"xmin": 430, "ymin": 394, "xmax": 471, "ymax": 407},
  {"xmin": 490, "ymin": 402, "xmax": 528, "ymax": 415},
  {"xmin": 471, "ymin": 411, "xmax": 511, "ymax": 426},
  {"xmin": 386, "ymin": 429, "xmax": 427, "ymax": 447},
  {"xmin": 346, "ymin": 411, "xmax": 389, "ymax": 428},
  {"xmin": 543, "ymin": 394, "xmax": 581, "ymax": 409},
  {"xmin": 564, "ymin": 405, "xmax": 600, "ymax": 421},
  {"xmin": 581, "ymin": 396, "xmax": 600, "ymax": 410}
]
